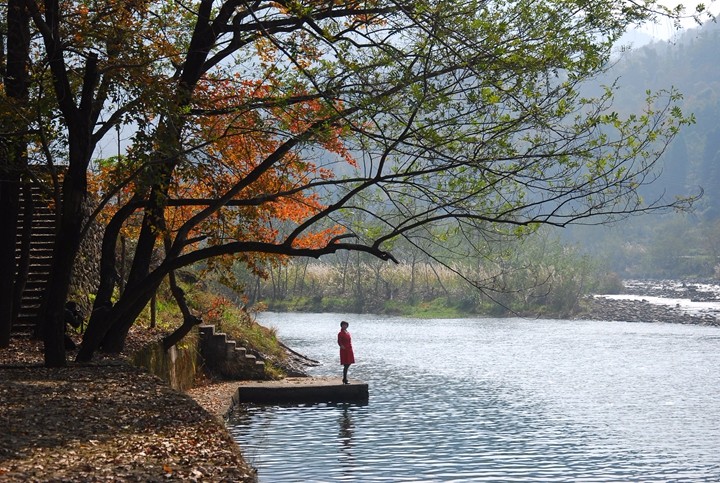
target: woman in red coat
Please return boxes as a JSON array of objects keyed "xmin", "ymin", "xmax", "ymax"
[{"xmin": 338, "ymin": 320, "xmax": 355, "ymax": 384}]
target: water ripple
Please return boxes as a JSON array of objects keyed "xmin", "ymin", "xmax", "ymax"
[{"xmin": 229, "ymin": 314, "xmax": 720, "ymax": 482}]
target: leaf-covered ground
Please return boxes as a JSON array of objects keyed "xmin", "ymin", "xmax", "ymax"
[{"xmin": 0, "ymin": 337, "xmax": 256, "ymax": 482}]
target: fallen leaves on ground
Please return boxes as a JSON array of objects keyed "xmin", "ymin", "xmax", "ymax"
[
  {"xmin": 185, "ymin": 380, "xmax": 243, "ymax": 419},
  {"xmin": 0, "ymin": 337, "xmax": 256, "ymax": 482}
]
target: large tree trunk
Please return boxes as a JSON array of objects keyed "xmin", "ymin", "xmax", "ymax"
[
  {"xmin": 78, "ymin": 189, "xmax": 171, "ymax": 361},
  {"xmin": 99, "ymin": 187, "xmax": 176, "ymax": 354},
  {"xmin": 93, "ymin": 268, "xmax": 166, "ymax": 356},
  {"xmin": 77, "ymin": 164, "xmax": 175, "ymax": 360},
  {"xmin": 41, "ymin": 165, "xmax": 88, "ymax": 366},
  {"xmin": 81, "ymin": 3, "xmax": 217, "ymax": 359},
  {"xmin": 0, "ymin": 0, "xmax": 30, "ymax": 347},
  {"xmin": 99, "ymin": 276, "xmax": 163, "ymax": 354},
  {"xmin": 0, "ymin": 173, "xmax": 20, "ymax": 347},
  {"xmin": 37, "ymin": 14, "xmax": 100, "ymax": 365},
  {"xmin": 39, "ymin": 55, "xmax": 98, "ymax": 366}
]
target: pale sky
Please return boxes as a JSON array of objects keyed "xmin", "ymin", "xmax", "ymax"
[{"xmin": 634, "ymin": 0, "xmax": 719, "ymax": 41}]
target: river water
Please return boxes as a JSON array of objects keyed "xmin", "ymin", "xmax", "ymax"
[{"xmin": 228, "ymin": 313, "xmax": 720, "ymax": 482}]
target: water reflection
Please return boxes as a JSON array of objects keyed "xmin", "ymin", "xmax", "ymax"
[
  {"xmin": 230, "ymin": 313, "xmax": 720, "ymax": 482},
  {"xmin": 336, "ymin": 403, "xmax": 354, "ymax": 475}
]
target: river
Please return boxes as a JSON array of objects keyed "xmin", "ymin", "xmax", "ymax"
[{"xmin": 228, "ymin": 312, "xmax": 720, "ymax": 482}]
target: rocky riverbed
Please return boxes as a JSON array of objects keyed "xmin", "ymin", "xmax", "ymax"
[{"xmin": 578, "ymin": 279, "xmax": 720, "ymax": 327}]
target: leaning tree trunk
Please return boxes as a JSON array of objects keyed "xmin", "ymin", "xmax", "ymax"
[
  {"xmin": 78, "ymin": 149, "xmax": 178, "ymax": 360},
  {"xmin": 90, "ymin": 263, "xmax": 167, "ymax": 356},
  {"xmin": 161, "ymin": 270, "xmax": 202, "ymax": 351},
  {"xmin": 97, "ymin": 190, "xmax": 166, "ymax": 354},
  {"xmin": 99, "ymin": 281, "xmax": 162, "ymax": 354},
  {"xmin": 78, "ymin": 253, "xmax": 161, "ymax": 360},
  {"xmin": 76, "ymin": 199, "xmax": 138, "ymax": 362},
  {"xmin": 99, "ymin": 185, "xmax": 178, "ymax": 355}
]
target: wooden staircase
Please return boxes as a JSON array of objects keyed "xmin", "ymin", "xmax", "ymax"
[{"xmin": 12, "ymin": 184, "xmax": 57, "ymax": 333}]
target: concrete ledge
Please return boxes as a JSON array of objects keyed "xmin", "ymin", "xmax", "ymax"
[{"xmin": 233, "ymin": 377, "xmax": 369, "ymax": 404}]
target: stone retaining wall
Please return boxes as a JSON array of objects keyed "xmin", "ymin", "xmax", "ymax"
[
  {"xmin": 131, "ymin": 340, "xmax": 198, "ymax": 391},
  {"xmin": 132, "ymin": 325, "xmax": 268, "ymax": 389}
]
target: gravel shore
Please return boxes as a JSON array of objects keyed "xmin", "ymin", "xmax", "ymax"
[
  {"xmin": 579, "ymin": 296, "xmax": 720, "ymax": 326},
  {"xmin": 578, "ymin": 279, "xmax": 720, "ymax": 327}
]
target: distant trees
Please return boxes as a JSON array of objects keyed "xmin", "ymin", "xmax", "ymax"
[
  {"xmin": 0, "ymin": 0, "xmax": 702, "ymax": 366},
  {"xmin": 236, "ymin": 230, "xmax": 600, "ymax": 317}
]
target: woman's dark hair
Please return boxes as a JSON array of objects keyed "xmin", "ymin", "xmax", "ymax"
[{"xmin": 340, "ymin": 320, "xmax": 349, "ymax": 327}]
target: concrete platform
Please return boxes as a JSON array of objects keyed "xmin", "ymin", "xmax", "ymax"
[{"xmin": 233, "ymin": 377, "xmax": 369, "ymax": 404}]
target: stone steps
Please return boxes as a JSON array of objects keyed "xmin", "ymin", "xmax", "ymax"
[{"xmin": 198, "ymin": 324, "xmax": 265, "ymax": 379}]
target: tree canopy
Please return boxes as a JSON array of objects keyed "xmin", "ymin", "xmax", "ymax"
[{"xmin": 0, "ymin": 0, "xmax": 703, "ymax": 365}]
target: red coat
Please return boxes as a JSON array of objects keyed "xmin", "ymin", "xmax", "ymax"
[{"xmin": 338, "ymin": 329, "xmax": 355, "ymax": 365}]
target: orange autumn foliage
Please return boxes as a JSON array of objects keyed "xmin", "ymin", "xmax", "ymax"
[{"xmin": 91, "ymin": 73, "xmax": 354, "ymax": 272}]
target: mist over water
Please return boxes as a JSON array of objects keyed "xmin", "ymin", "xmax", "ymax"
[{"xmin": 228, "ymin": 313, "xmax": 720, "ymax": 482}]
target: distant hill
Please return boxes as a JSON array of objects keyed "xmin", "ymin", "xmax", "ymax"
[
  {"xmin": 562, "ymin": 23, "xmax": 720, "ymax": 279},
  {"xmin": 602, "ymin": 22, "xmax": 720, "ymax": 220}
]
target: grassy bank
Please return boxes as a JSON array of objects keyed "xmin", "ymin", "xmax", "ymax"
[{"xmin": 261, "ymin": 290, "xmax": 597, "ymax": 319}]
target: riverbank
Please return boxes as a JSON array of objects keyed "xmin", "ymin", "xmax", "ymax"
[
  {"xmin": 3, "ymin": 279, "xmax": 718, "ymax": 481},
  {"xmin": 0, "ymin": 336, "xmax": 256, "ymax": 482}
]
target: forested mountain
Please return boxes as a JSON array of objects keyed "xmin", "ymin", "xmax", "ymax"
[
  {"xmin": 614, "ymin": 23, "xmax": 720, "ymax": 216},
  {"xmin": 566, "ymin": 22, "xmax": 720, "ymax": 278}
]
